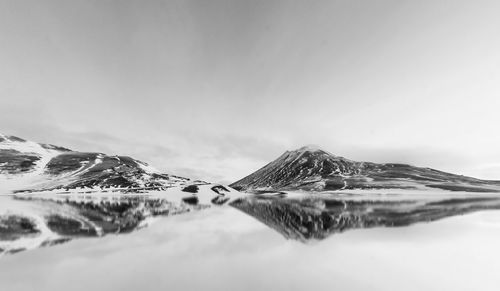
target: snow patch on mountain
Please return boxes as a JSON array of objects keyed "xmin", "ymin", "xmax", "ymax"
[
  {"xmin": 231, "ymin": 145, "xmax": 500, "ymax": 193},
  {"xmin": 0, "ymin": 134, "xmax": 234, "ymax": 195}
]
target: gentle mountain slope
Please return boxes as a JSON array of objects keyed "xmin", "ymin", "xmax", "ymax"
[
  {"xmin": 0, "ymin": 134, "xmax": 218, "ymax": 194},
  {"xmin": 231, "ymin": 146, "xmax": 500, "ymax": 192}
]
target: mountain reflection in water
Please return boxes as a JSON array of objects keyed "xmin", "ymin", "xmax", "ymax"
[
  {"xmin": 0, "ymin": 192, "xmax": 227, "ymax": 254},
  {"xmin": 2, "ymin": 191, "xmax": 500, "ymax": 255},
  {"xmin": 231, "ymin": 194, "xmax": 500, "ymax": 241}
]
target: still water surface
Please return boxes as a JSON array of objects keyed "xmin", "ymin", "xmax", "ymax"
[{"xmin": 1, "ymin": 191, "xmax": 500, "ymax": 291}]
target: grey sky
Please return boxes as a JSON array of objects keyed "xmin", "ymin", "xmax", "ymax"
[{"xmin": 1, "ymin": 0, "xmax": 500, "ymax": 183}]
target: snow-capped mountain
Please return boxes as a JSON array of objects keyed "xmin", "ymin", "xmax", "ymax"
[
  {"xmin": 0, "ymin": 133, "xmax": 248, "ymax": 254},
  {"xmin": 0, "ymin": 133, "xmax": 216, "ymax": 194},
  {"xmin": 230, "ymin": 145, "xmax": 500, "ymax": 193}
]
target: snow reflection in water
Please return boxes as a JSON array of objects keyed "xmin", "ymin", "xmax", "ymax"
[{"xmin": 2, "ymin": 191, "xmax": 500, "ymax": 290}]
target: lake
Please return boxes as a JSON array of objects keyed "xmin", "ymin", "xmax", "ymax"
[{"xmin": 1, "ymin": 190, "xmax": 500, "ymax": 291}]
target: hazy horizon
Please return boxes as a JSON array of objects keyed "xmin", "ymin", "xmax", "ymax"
[{"xmin": 2, "ymin": 0, "xmax": 500, "ymax": 183}]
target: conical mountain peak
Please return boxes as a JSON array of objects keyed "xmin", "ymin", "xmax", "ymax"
[
  {"xmin": 231, "ymin": 146, "xmax": 500, "ymax": 193},
  {"xmin": 296, "ymin": 144, "xmax": 324, "ymax": 152},
  {"xmin": 286, "ymin": 144, "xmax": 340, "ymax": 159}
]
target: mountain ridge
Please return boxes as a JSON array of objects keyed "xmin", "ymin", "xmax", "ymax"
[
  {"xmin": 230, "ymin": 146, "xmax": 500, "ymax": 193},
  {"xmin": 0, "ymin": 133, "xmax": 217, "ymax": 194}
]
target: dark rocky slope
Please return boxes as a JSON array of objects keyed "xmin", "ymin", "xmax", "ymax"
[
  {"xmin": 0, "ymin": 134, "xmax": 213, "ymax": 193},
  {"xmin": 231, "ymin": 146, "xmax": 500, "ymax": 193}
]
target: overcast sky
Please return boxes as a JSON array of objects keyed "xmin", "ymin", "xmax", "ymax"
[{"xmin": 1, "ymin": 0, "xmax": 500, "ymax": 183}]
